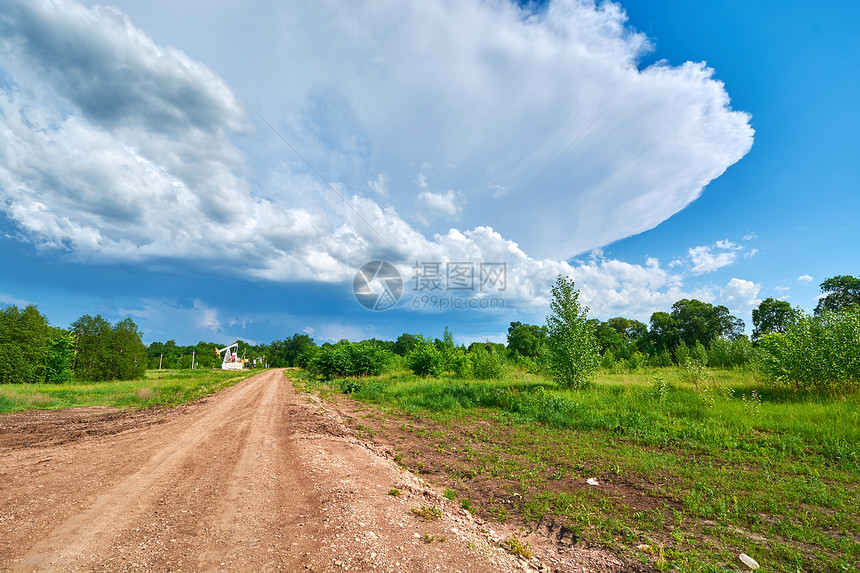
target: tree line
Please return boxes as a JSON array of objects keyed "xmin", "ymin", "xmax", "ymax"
[
  {"xmin": 286, "ymin": 273, "xmax": 859, "ymax": 396},
  {"xmin": 3, "ymin": 273, "xmax": 856, "ymax": 391},
  {"xmin": 0, "ymin": 306, "xmax": 147, "ymax": 384},
  {"xmin": 145, "ymin": 339, "xmax": 265, "ymax": 370},
  {"xmin": 0, "ymin": 307, "xmax": 269, "ymax": 384}
]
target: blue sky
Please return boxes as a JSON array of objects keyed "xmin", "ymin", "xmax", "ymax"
[{"xmin": 1, "ymin": 0, "xmax": 857, "ymax": 346}]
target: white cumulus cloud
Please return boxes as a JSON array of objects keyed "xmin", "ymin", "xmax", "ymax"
[
  {"xmin": 0, "ymin": 292, "xmax": 33, "ymax": 307},
  {"xmin": 720, "ymin": 278, "xmax": 761, "ymax": 311},
  {"xmin": 368, "ymin": 174, "xmax": 389, "ymax": 197},
  {"xmin": 688, "ymin": 238, "xmax": 752, "ymax": 274},
  {"xmin": 0, "ymin": 0, "xmax": 754, "ymax": 300},
  {"xmin": 689, "ymin": 246, "xmax": 737, "ymax": 274},
  {"xmin": 415, "ymin": 190, "xmax": 464, "ymax": 224}
]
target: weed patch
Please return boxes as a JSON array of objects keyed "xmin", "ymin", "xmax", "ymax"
[
  {"xmin": 504, "ymin": 535, "xmax": 533, "ymax": 559},
  {"xmin": 136, "ymin": 387, "xmax": 154, "ymax": 402},
  {"xmin": 411, "ymin": 505, "xmax": 442, "ymax": 521},
  {"xmin": 298, "ymin": 367, "xmax": 860, "ymax": 572}
]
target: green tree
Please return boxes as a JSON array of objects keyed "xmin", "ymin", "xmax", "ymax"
[
  {"xmin": 393, "ymin": 333, "xmax": 420, "ymax": 356},
  {"xmin": 0, "ymin": 304, "xmax": 52, "ymax": 384},
  {"xmin": 591, "ymin": 320, "xmax": 628, "ymax": 359},
  {"xmin": 814, "ymin": 275, "xmax": 860, "ymax": 315},
  {"xmin": 752, "ymin": 297, "xmax": 797, "ymax": 342},
  {"xmin": 429, "ymin": 327, "xmax": 465, "ymax": 375},
  {"xmin": 407, "ymin": 335, "xmax": 445, "ymax": 377},
  {"xmin": 708, "ymin": 336, "xmax": 753, "ymax": 369},
  {"xmin": 72, "ymin": 315, "xmax": 146, "ymax": 381},
  {"xmin": 147, "ymin": 339, "xmax": 181, "ymax": 369},
  {"xmin": 674, "ymin": 340, "xmax": 691, "ymax": 365},
  {"xmin": 545, "ymin": 275, "xmax": 599, "ymax": 388},
  {"xmin": 606, "ymin": 317, "xmax": 648, "ymax": 351},
  {"xmin": 648, "ymin": 312, "xmax": 680, "ymax": 355},
  {"xmin": 110, "ymin": 318, "xmax": 147, "ymax": 380},
  {"xmin": 268, "ymin": 334, "xmax": 316, "ymax": 367},
  {"xmin": 758, "ymin": 308, "xmax": 860, "ymax": 395},
  {"xmin": 506, "ymin": 322, "xmax": 546, "ymax": 358},
  {"xmin": 45, "ymin": 329, "xmax": 75, "ymax": 383},
  {"xmin": 469, "ymin": 345, "xmax": 505, "ymax": 380},
  {"xmin": 71, "ymin": 315, "xmax": 113, "ymax": 381},
  {"xmin": 191, "ymin": 342, "xmax": 220, "ymax": 369},
  {"xmin": 670, "ymin": 299, "xmax": 740, "ymax": 348}
]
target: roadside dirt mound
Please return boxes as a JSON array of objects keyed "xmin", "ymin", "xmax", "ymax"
[{"xmin": 0, "ymin": 370, "xmax": 636, "ymax": 572}]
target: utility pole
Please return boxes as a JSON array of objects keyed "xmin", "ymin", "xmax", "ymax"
[
  {"xmin": 192, "ymin": 350, "xmax": 196, "ymax": 370},
  {"xmin": 159, "ymin": 353, "xmax": 163, "ymax": 370}
]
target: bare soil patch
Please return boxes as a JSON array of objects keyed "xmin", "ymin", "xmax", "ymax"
[{"xmin": 0, "ymin": 406, "xmax": 179, "ymax": 450}]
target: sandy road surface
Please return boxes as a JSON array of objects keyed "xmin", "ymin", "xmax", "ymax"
[{"xmin": 0, "ymin": 370, "xmax": 626, "ymax": 572}]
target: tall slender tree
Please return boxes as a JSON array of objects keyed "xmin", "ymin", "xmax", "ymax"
[{"xmin": 545, "ymin": 275, "xmax": 599, "ymax": 388}]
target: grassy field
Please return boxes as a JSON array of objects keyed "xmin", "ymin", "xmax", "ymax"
[
  {"xmin": 0, "ymin": 368, "xmax": 258, "ymax": 413},
  {"xmin": 296, "ymin": 366, "xmax": 860, "ymax": 572}
]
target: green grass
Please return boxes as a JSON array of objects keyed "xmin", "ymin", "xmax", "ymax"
[
  {"xmin": 299, "ymin": 366, "xmax": 860, "ymax": 572},
  {"xmin": 0, "ymin": 368, "xmax": 258, "ymax": 413}
]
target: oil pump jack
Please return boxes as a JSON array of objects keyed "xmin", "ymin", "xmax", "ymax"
[{"xmin": 215, "ymin": 342, "xmax": 248, "ymax": 370}]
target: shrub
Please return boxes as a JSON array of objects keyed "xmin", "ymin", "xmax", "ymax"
[
  {"xmin": 310, "ymin": 341, "xmax": 391, "ymax": 380},
  {"xmin": 310, "ymin": 344, "xmax": 351, "ymax": 380},
  {"xmin": 511, "ymin": 350, "xmax": 549, "ymax": 375},
  {"xmin": 624, "ymin": 351, "xmax": 647, "ymax": 371},
  {"xmin": 757, "ymin": 309, "xmax": 860, "ymax": 395},
  {"xmin": 411, "ymin": 505, "xmax": 442, "ymax": 520},
  {"xmin": 708, "ymin": 337, "xmax": 753, "ymax": 369},
  {"xmin": 407, "ymin": 336, "xmax": 445, "ymax": 377},
  {"xmin": 447, "ymin": 347, "xmax": 470, "ymax": 377},
  {"xmin": 674, "ymin": 341, "xmax": 690, "ymax": 366},
  {"xmin": 505, "ymin": 535, "xmax": 533, "ymax": 558},
  {"xmin": 679, "ymin": 359, "xmax": 711, "ymax": 389},
  {"xmin": 351, "ymin": 341, "xmax": 391, "ymax": 377},
  {"xmin": 601, "ymin": 349, "xmax": 616, "ymax": 370},
  {"xmin": 648, "ymin": 350, "xmax": 673, "ymax": 368},
  {"xmin": 690, "ymin": 341, "xmax": 709, "ymax": 366},
  {"xmin": 651, "ymin": 374, "xmax": 671, "ymax": 402},
  {"xmin": 470, "ymin": 345, "xmax": 505, "ymax": 380},
  {"xmin": 296, "ymin": 346, "xmax": 319, "ymax": 368}
]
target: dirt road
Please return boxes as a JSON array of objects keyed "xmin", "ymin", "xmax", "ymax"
[{"xmin": 0, "ymin": 370, "xmax": 626, "ymax": 572}]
